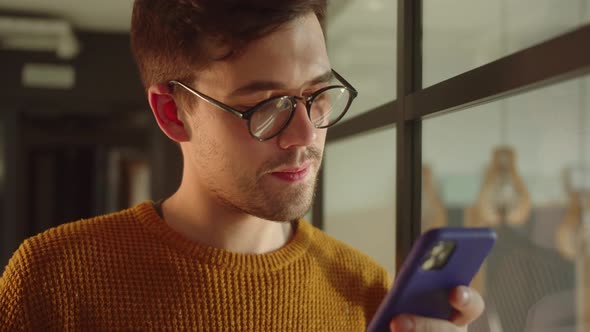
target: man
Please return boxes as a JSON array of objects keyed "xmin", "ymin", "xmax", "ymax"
[{"xmin": 0, "ymin": 1, "xmax": 484, "ymax": 331}]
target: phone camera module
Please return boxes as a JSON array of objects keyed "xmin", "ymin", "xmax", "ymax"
[{"xmin": 421, "ymin": 241, "xmax": 456, "ymax": 270}]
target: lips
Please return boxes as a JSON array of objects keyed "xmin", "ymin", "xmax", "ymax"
[{"xmin": 270, "ymin": 164, "xmax": 311, "ymax": 182}]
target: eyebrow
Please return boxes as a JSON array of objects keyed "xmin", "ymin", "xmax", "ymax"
[{"xmin": 229, "ymin": 70, "xmax": 334, "ymax": 97}]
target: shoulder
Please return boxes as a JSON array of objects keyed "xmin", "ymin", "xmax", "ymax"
[
  {"xmin": 1, "ymin": 202, "xmax": 156, "ymax": 300},
  {"xmin": 23, "ymin": 203, "xmax": 145, "ymax": 254},
  {"xmin": 2, "ymin": 202, "xmax": 154, "ymax": 279},
  {"xmin": 0, "ymin": 203, "xmax": 152, "ymax": 328}
]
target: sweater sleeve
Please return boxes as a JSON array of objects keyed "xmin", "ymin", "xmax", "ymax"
[{"xmin": 0, "ymin": 245, "xmax": 33, "ymax": 331}]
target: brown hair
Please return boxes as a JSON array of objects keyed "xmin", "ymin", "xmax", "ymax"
[{"xmin": 131, "ymin": 0, "xmax": 327, "ymax": 91}]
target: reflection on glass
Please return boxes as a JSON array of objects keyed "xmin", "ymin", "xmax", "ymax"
[
  {"xmin": 326, "ymin": 0, "xmax": 397, "ymax": 115},
  {"xmin": 470, "ymin": 147, "xmax": 531, "ymax": 228},
  {"xmin": 422, "ymin": 76, "xmax": 590, "ymax": 331},
  {"xmin": 325, "ymin": 126, "xmax": 396, "ymax": 275},
  {"xmin": 423, "ymin": 0, "xmax": 590, "ymax": 87}
]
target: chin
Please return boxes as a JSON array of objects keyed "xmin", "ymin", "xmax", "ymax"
[
  {"xmin": 261, "ymin": 195, "xmax": 314, "ymax": 222},
  {"xmin": 253, "ymin": 183, "xmax": 316, "ymax": 222},
  {"xmin": 220, "ymin": 170, "xmax": 319, "ymax": 222}
]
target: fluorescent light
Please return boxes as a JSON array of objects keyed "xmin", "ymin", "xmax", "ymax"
[
  {"xmin": 21, "ymin": 63, "xmax": 76, "ymax": 89},
  {"xmin": 0, "ymin": 16, "xmax": 80, "ymax": 59}
]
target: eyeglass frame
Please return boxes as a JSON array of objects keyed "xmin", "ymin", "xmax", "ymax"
[{"xmin": 168, "ymin": 69, "xmax": 358, "ymax": 141}]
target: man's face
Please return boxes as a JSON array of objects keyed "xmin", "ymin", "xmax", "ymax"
[{"xmin": 180, "ymin": 13, "xmax": 330, "ymax": 222}]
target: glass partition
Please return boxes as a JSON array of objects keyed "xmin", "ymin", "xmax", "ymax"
[
  {"xmin": 327, "ymin": 0, "xmax": 397, "ymax": 116},
  {"xmin": 423, "ymin": 0, "xmax": 590, "ymax": 87},
  {"xmin": 422, "ymin": 75, "xmax": 590, "ymax": 331},
  {"xmin": 325, "ymin": 126, "xmax": 397, "ymax": 275}
]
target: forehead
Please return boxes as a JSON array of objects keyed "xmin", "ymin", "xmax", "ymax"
[{"xmin": 197, "ymin": 12, "xmax": 331, "ymax": 94}]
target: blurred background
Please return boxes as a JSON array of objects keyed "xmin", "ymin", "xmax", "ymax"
[
  {"xmin": 1, "ymin": 0, "xmax": 590, "ymax": 331},
  {"xmin": 324, "ymin": 1, "xmax": 590, "ymax": 331},
  {"xmin": 0, "ymin": 0, "xmax": 183, "ymax": 268}
]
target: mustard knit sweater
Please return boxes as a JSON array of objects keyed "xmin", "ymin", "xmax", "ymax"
[{"xmin": 0, "ymin": 202, "xmax": 391, "ymax": 331}]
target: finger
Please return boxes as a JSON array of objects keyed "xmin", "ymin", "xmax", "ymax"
[
  {"xmin": 389, "ymin": 314, "xmax": 466, "ymax": 332},
  {"xmin": 448, "ymin": 286, "xmax": 485, "ymax": 327}
]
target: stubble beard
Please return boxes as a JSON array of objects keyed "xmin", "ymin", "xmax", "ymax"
[
  {"xmin": 210, "ymin": 147, "xmax": 323, "ymax": 222},
  {"xmin": 213, "ymin": 164, "xmax": 320, "ymax": 222}
]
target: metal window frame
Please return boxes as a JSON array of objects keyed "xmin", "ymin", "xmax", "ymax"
[{"xmin": 316, "ymin": 0, "xmax": 590, "ymax": 270}]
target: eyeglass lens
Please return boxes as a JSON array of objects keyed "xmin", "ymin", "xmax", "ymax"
[{"xmin": 249, "ymin": 87, "xmax": 352, "ymax": 140}]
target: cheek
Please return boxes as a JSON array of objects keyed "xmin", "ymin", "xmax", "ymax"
[
  {"xmin": 191, "ymin": 107, "xmax": 251, "ymax": 147},
  {"xmin": 220, "ymin": 117, "xmax": 273, "ymax": 169},
  {"xmin": 189, "ymin": 107, "xmax": 277, "ymax": 175}
]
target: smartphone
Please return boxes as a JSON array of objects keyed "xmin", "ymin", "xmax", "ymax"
[{"xmin": 366, "ymin": 227, "xmax": 496, "ymax": 332}]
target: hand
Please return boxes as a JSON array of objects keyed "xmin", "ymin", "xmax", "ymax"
[{"xmin": 389, "ymin": 286, "xmax": 484, "ymax": 332}]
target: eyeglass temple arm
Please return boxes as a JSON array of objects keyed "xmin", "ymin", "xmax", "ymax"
[
  {"xmin": 331, "ymin": 69, "xmax": 358, "ymax": 95},
  {"xmin": 168, "ymin": 80, "xmax": 245, "ymax": 118}
]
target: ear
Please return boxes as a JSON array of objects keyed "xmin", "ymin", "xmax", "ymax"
[{"xmin": 147, "ymin": 84, "xmax": 190, "ymax": 142}]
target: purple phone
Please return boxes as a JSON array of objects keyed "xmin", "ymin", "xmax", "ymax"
[{"xmin": 366, "ymin": 227, "xmax": 496, "ymax": 332}]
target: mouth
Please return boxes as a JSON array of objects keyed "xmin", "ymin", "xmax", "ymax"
[{"xmin": 269, "ymin": 163, "xmax": 312, "ymax": 183}]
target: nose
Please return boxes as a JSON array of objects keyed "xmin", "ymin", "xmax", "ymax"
[{"xmin": 277, "ymin": 100, "xmax": 317, "ymax": 150}]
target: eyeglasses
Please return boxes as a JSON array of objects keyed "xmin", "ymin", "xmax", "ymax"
[{"xmin": 168, "ymin": 69, "xmax": 358, "ymax": 141}]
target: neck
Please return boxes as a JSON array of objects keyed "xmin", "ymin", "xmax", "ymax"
[{"xmin": 160, "ymin": 180, "xmax": 294, "ymax": 255}]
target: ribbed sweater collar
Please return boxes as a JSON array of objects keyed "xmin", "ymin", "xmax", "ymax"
[{"xmin": 132, "ymin": 201, "xmax": 313, "ymax": 273}]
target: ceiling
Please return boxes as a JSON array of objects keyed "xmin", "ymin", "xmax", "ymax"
[{"xmin": 0, "ymin": 0, "xmax": 134, "ymax": 32}]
